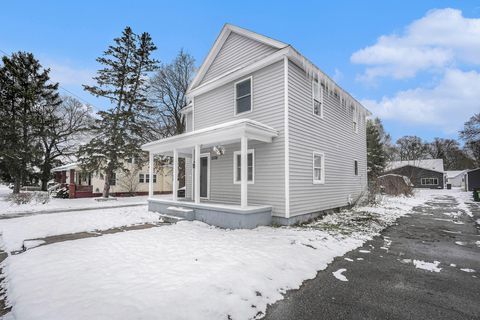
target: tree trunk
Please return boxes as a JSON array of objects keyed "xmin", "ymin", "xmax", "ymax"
[
  {"xmin": 13, "ymin": 176, "xmax": 21, "ymax": 194},
  {"xmin": 103, "ymin": 169, "xmax": 112, "ymax": 198},
  {"xmin": 40, "ymin": 164, "xmax": 51, "ymax": 191}
]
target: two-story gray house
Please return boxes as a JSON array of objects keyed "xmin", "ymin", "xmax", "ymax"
[{"xmin": 142, "ymin": 24, "xmax": 370, "ymax": 228}]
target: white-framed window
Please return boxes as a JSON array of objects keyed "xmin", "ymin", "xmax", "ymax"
[
  {"xmin": 153, "ymin": 174, "xmax": 157, "ymax": 183},
  {"xmin": 233, "ymin": 149, "xmax": 254, "ymax": 184},
  {"xmin": 352, "ymin": 105, "xmax": 358, "ymax": 133},
  {"xmin": 421, "ymin": 178, "xmax": 438, "ymax": 185},
  {"xmin": 353, "ymin": 119, "xmax": 358, "ymax": 133},
  {"xmin": 354, "ymin": 160, "xmax": 358, "ymax": 176},
  {"xmin": 234, "ymin": 77, "xmax": 252, "ymax": 115},
  {"xmin": 312, "ymin": 80, "xmax": 323, "ymax": 117},
  {"xmin": 313, "ymin": 152, "xmax": 325, "ymax": 184},
  {"xmin": 139, "ymin": 174, "xmax": 144, "ymax": 183}
]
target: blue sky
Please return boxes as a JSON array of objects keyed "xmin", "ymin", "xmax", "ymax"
[{"xmin": 1, "ymin": 0, "xmax": 479, "ymax": 142}]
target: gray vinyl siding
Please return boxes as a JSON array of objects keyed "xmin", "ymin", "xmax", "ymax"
[
  {"xmin": 288, "ymin": 61, "xmax": 368, "ymax": 217},
  {"xmin": 185, "ymin": 113, "xmax": 193, "ymax": 132},
  {"xmin": 191, "ymin": 60, "xmax": 286, "ymax": 216},
  {"xmin": 200, "ymin": 32, "xmax": 278, "ymax": 85}
]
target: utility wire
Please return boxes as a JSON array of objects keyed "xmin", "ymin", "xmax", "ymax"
[{"xmin": 0, "ymin": 47, "xmax": 100, "ymax": 109}]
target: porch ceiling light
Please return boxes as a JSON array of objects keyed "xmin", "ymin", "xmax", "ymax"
[{"xmin": 211, "ymin": 145, "xmax": 225, "ymax": 156}]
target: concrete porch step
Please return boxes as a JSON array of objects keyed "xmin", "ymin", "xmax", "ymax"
[
  {"xmin": 164, "ymin": 206, "xmax": 195, "ymax": 220},
  {"xmin": 158, "ymin": 213, "xmax": 187, "ymax": 223}
]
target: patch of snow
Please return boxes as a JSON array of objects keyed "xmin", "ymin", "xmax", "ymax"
[
  {"xmin": 357, "ymin": 258, "xmax": 364, "ymax": 261},
  {"xmin": 22, "ymin": 240, "xmax": 45, "ymax": 250},
  {"xmin": 0, "ymin": 206, "xmax": 159, "ymax": 251},
  {"xmin": 332, "ymin": 268, "xmax": 348, "ymax": 281},
  {"xmin": 460, "ymin": 268, "xmax": 475, "ymax": 273},
  {"xmin": 359, "ymin": 250, "xmax": 370, "ymax": 253},
  {"xmin": 400, "ymin": 259, "xmax": 412, "ymax": 264},
  {"xmin": 344, "ymin": 258, "xmax": 353, "ymax": 262},
  {"xmin": 413, "ymin": 260, "xmax": 442, "ymax": 272},
  {"xmin": 455, "ymin": 241, "xmax": 466, "ymax": 246},
  {"xmin": 2, "ymin": 222, "xmax": 365, "ymax": 320},
  {"xmin": 450, "ymin": 264, "xmax": 456, "ymax": 267}
]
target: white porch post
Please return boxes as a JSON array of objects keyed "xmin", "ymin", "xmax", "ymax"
[
  {"xmin": 194, "ymin": 144, "xmax": 201, "ymax": 204},
  {"xmin": 172, "ymin": 148, "xmax": 178, "ymax": 201},
  {"xmin": 148, "ymin": 152, "xmax": 154, "ymax": 197},
  {"xmin": 241, "ymin": 136, "xmax": 248, "ymax": 208}
]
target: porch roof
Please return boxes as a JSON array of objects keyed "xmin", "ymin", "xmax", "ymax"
[
  {"xmin": 51, "ymin": 162, "xmax": 79, "ymax": 172},
  {"xmin": 141, "ymin": 119, "xmax": 278, "ymax": 154}
]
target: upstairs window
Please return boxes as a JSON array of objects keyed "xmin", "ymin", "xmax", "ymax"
[
  {"xmin": 312, "ymin": 80, "xmax": 323, "ymax": 117},
  {"xmin": 233, "ymin": 150, "xmax": 254, "ymax": 184},
  {"xmin": 139, "ymin": 174, "xmax": 144, "ymax": 183},
  {"xmin": 235, "ymin": 77, "xmax": 252, "ymax": 115},
  {"xmin": 313, "ymin": 152, "xmax": 325, "ymax": 184}
]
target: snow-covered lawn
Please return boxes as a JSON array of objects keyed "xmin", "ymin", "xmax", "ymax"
[
  {"xmin": 0, "ymin": 206, "xmax": 160, "ymax": 252},
  {"xmin": 0, "ymin": 185, "xmax": 170, "ymax": 215},
  {"xmin": 0, "ymin": 188, "xmax": 471, "ymax": 320}
]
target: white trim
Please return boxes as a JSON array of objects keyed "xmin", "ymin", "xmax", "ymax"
[
  {"xmin": 233, "ymin": 76, "xmax": 253, "ymax": 116},
  {"xmin": 199, "ymin": 153, "xmax": 211, "ymax": 199},
  {"xmin": 233, "ymin": 149, "xmax": 255, "ymax": 184},
  {"xmin": 312, "ymin": 151, "xmax": 325, "ymax": 184},
  {"xmin": 312, "ymin": 79, "xmax": 324, "ymax": 118},
  {"xmin": 283, "ymin": 56, "xmax": 290, "ymax": 218},
  {"xmin": 421, "ymin": 177, "xmax": 439, "ymax": 185},
  {"xmin": 194, "ymin": 144, "xmax": 201, "ymax": 204},
  {"xmin": 192, "ymin": 96, "xmax": 195, "ymax": 131},
  {"xmin": 188, "ymin": 48, "xmax": 288, "ymax": 98},
  {"xmin": 172, "ymin": 148, "xmax": 178, "ymax": 201},
  {"xmin": 148, "ymin": 152, "xmax": 154, "ymax": 197}
]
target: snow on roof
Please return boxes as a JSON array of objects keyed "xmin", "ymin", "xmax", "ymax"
[
  {"xmin": 386, "ymin": 159, "xmax": 445, "ymax": 173},
  {"xmin": 51, "ymin": 162, "xmax": 79, "ymax": 172},
  {"xmin": 446, "ymin": 170, "xmax": 467, "ymax": 178}
]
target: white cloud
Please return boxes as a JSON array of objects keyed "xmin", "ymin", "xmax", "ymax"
[
  {"xmin": 363, "ymin": 68, "xmax": 480, "ymax": 134},
  {"xmin": 43, "ymin": 60, "xmax": 95, "ymax": 86},
  {"xmin": 351, "ymin": 8, "xmax": 480, "ymax": 81}
]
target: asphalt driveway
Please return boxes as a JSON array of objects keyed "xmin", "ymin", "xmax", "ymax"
[{"xmin": 264, "ymin": 194, "xmax": 480, "ymax": 320}]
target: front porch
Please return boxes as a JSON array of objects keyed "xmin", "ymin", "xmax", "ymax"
[{"xmin": 142, "ymin": 119, "xmax": 278, "ymax": 229}]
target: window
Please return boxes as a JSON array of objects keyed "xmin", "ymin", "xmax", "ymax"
[
  {"xmin": 139, "ymin": 174, "xmax": 144, "ymax": 183},
  {"xmin": 421, "ymin": 178, "xmax": 438, "ymax": 185},
  {"xmin": 312, "ymin": 80, "xmax": 323, "ymax": 117},
  {"xmin": 153, "ymin": 174, "xmax": 157, "ymax": 183},
  {"xmin": 145, "ymin": 174, "xmax": 150, "ymax": 183},
  {"xmin": 313, "ymin": 152, "xmax": 325, "ymax": 184},
  {"xmin": 235, "ymin": 77, "xmax": 252, "ymax": 115},
  {"xmin": 126, "ymin": 158, "xmax": 133, "ymax": 164},
  {"xmin": 353, "ymin": 120, "xmax": 358, "ymax": 133},
  {"xmin": 233, "ymin": 150, "xmax": 254, "ymax": 184},
  {"xmin": 354, "ymin": 160, "xmax": 358, "ymax": 176},
  {"xmin": 109, "ymin": 173, "xmax": 116, "ymax": 186}
]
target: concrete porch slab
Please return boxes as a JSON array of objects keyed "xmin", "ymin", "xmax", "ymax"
[{"xmin": 148, "ymin": 198, "xmax": 272, "ymax": 229}]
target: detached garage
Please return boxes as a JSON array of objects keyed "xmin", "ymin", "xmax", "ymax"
[{"xmin": 465, "ymin": 168, "xmax": 480, "ymax": 191}]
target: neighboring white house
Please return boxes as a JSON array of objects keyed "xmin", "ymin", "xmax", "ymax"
[
  {"xmin": 445, "ymin": 170, "xmax": 467, "ymax": 188},
  {"xmin": 52, "ymin": 160, "xmax": 172, "ymax": 198},
  {"xmin": 142, "ymin": 24, "xmax": 370, "ymax": 228}
]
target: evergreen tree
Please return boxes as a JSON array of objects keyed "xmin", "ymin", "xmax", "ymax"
[
  {"xmin": 366, "ymin": 118, "xmax": 386, "ymax": 181},
  {"xmin": 460, "ymin": 113, "xmax": 480, "ymax": 166},
  {"xmin": 78, "ymin": 27, "xmax": 158, "ymax": 198},
  {"xmin": 0, "ymin": 52, "xmax": 61, "ymax": 193}
]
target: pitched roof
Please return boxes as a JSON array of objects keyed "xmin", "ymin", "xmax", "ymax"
[
  {"xmin": 187, "ymin": 24, "xmax": 371, "ymax": 117},
  {"xmin": 386, "ymin": 159, "xmax": 445, "ymax": 173},
  {"xmin": 445, "ymin": 170, "xmax": 467, "ymax": 178}
]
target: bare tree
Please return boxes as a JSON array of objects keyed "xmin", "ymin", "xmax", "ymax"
[
  {"xmin": 118, "ymin": 166, "xmax": 140, "ymax": 196},
  {"xmin": 396, "ymin": 135, "xmax": 429, "ymax": 161},
  {"xmin": 150, "ymin": 49, "xmax": 195, "ymax": 137},
  {"xmin": 460, "ymin": 113, "xmax": 480, "ymax": 166},
  {"xmin": 150, "ymin": 49, "xmax": 196, "ymax": 188},
  {"xmin": 38, "ymin": 96, "xmax": 93, "ymax": 190}
]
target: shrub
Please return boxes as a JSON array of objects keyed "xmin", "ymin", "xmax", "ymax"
[
  {"xmin": 7, "ymin": 192, "xmax": 34, "ymax": 205},
  {"xmin": 375, "ymin": 174, "xmax": 414, "ymax": 197}
]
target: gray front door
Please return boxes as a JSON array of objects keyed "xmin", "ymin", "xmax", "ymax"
[{"xmin": 200, "ymin": 155, "xmax": 209, "ymax": 198}]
